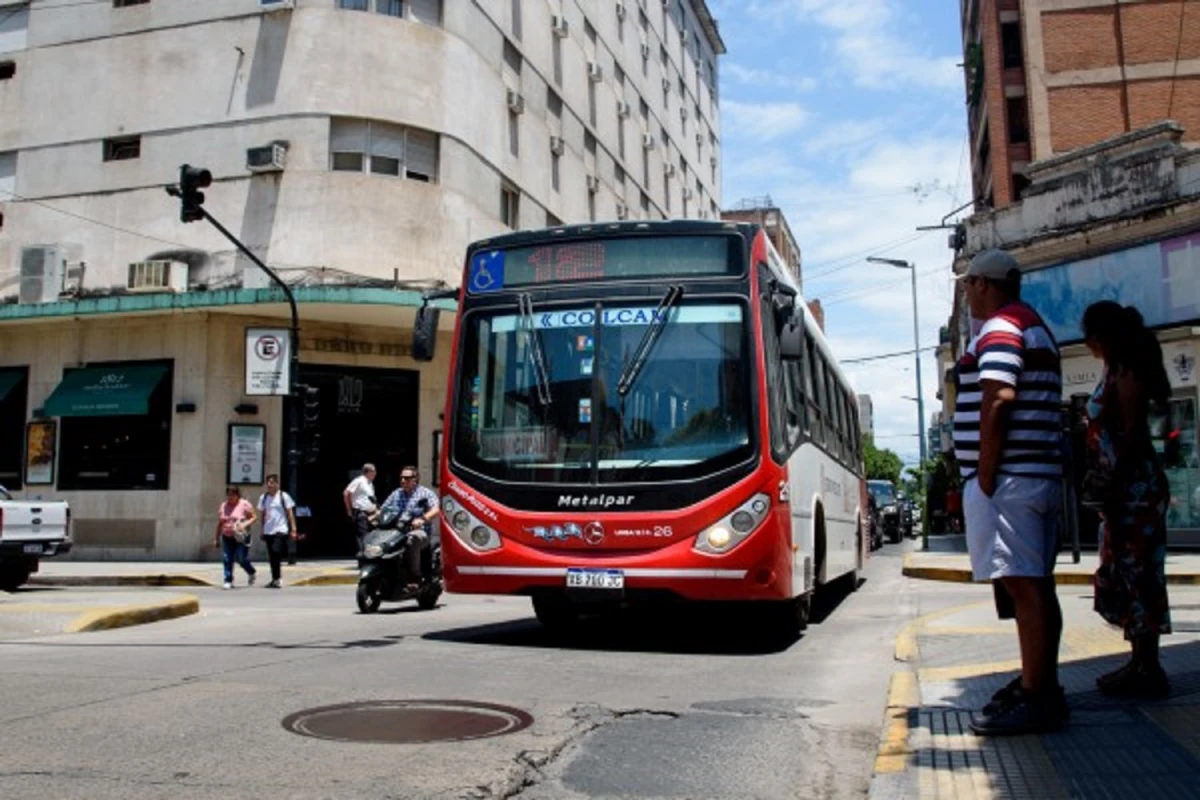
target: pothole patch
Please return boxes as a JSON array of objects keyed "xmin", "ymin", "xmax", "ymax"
[{"xmin": 282, "ymin": 699, "xmax": 534, "ymax": 744}]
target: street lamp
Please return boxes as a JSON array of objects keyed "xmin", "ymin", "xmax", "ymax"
[{"xmin": 868, "ymin": 256, "xmax": 928, "ymax": 548}]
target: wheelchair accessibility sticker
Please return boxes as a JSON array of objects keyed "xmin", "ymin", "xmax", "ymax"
[{"xmin": 469, "ymin": 251, "xmax": 505, "ymax": 293}]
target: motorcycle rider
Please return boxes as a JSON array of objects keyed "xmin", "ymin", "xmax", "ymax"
[{"xmin": 377, "ymin": 466, "xmax": 440, "ymax": 591}]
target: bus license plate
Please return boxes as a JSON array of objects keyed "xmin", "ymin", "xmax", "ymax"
[
  {"xmin": 566, "ymin": 568, "xmax": 624, "ymax": 590},
  {"xmin": 23, "ymin": 544, "xmax": 42, "ymax": 554}
]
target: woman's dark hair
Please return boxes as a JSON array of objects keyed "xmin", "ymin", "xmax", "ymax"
[{"xmin": 1082, "ymin": 301, "xmax": 1170, "ymax": 408}]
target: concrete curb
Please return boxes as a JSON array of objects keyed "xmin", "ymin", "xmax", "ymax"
[
  {"xmin": 901, "ymin": 554, "xmax": 1200, "ymax": 586},
  {"xmin": 65, "ymin": 594, "xmax": 201, "ymax": 633},
  {"xmin": 30, "ymin": 574, "xmax": 215, "ymax": 588},
  {"xmin": 289, "ymin": 571, "xmax": 358, "ymax": 587}
]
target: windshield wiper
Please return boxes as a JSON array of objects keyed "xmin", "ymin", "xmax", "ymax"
[
  {"xmin": 519, "ymin": 293, "xmax": 553, "ymax": 406},
  {"xmin": 616, "ymin": 285, "xmax": 684, "ymax": 398}
]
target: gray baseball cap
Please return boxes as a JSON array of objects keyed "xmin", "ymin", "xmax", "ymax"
[{"xmin": 958, "ymin": 248, "xmax": 1021, "ymax": 281}]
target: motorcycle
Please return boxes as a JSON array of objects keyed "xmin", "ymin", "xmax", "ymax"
[{"xmin": 355, "ymin": 509, "xmax": 443, "ymax": 614}]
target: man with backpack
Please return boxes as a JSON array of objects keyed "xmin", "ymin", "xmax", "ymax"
[{"xmin": 258, "ymin": 474, "xmax": 297, "ymax": 589}]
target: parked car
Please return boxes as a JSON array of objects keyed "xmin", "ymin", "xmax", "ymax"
[
  {"xmin": 0, "ymin": 485, "xmax": 71, "ymax": 592},
  {"xmin": 867, "ymin": 480, "xmax": 902, "ymax": 544}
]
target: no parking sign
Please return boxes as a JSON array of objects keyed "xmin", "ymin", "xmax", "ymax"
[{"xmin": 245, "ymin": 327, "xmax": 291, "ymax": 396}]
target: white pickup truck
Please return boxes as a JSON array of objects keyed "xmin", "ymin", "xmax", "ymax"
[{"xmin": 0, "ymin": 485, "xmax": 71, "ymax": 591}]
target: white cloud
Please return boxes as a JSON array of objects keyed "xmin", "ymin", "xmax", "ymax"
[
  {"xmin": 721, "ymin": 100, "xmax": 810, "ymax": 142},
  {"xmin": 725, "ymin": 62, "xmax": 819, "ymax": 93},
  {"xmin": 745, "ymin": 0, "xmax": 961, "ymax": 92}
]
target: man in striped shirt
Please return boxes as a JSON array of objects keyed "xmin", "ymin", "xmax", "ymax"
[{"xmin": 953, "ymin": 248, "xmax": 1066, "ymax": 736}]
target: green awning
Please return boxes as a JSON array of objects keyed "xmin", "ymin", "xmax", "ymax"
[
  {"xmin": 0, "ymin": 370, "xmax": 22, "ymax": 404},
  {"xmin": 44, "ymin": 364, "xmax": 169, "ymax": 417}
]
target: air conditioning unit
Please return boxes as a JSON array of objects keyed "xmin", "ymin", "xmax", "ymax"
[
  {"xmin": 695, "ymin": 132, "xmax": 703, "ymax": 147},
  {"xmin": 710, "ymin": 155, "xmax": 718, "ymax": 167},
  {"xmin": 642, "ymin": 132, "xmax": 656, "ymax": 150},
  {"xmin": 246, "ymin": 142, "xmax": 287, "ymax": 173},
  {"xmin": 662, "ymin": 77, "xmax": 671, "ymax": 93},
  {"xmin": 664, "ymin": 163, "xmax": 676, "ymax": 177},
  {"xmin": 506, "ymin": 89, "xmax": 525, "ymax": 114},
  {"xmin": 549, "ymin": 135, "xmax": 565, "ymax": 156},
  {"xmin": 682, "ymin": 187, "xmax": 694, "ymax": 200},
  {"xmin": 18, "ymin": 246, "xmax": 65, "ymax": 305},
  {"xmin": 586, "ymin": 175, "xmax": 601, "ymax": 193},
  {"xmin": 615, "ymin": 202, "xmax": 629, "ymax": 220},
  {"xmin": 616, "ymin": 100, "xmax": 631, "ymax": 118},
  {"xmin": 551, "ymin": 14, "xmax": 569, "ymax": 37},
  {"xmin": 615, "ymin": 1, "xmax": 627, "ymax": 21},
  {"xmin": 259, "ymin": 0, "xmax": 293, "ymax": 9},
  {"xmin": 680, "ymin": 107, "xmax": 688, "ymax": 121},
  {"xmin": 587, "ymin": 61, "xmax": 604, "ymax": 82},
  {"xmin": 640, "ymin": 42, "xmax": 651, "ymax": 60},
  {"xmin": 127, "ymin": 260, "xmax": 187, "ymax": 293}
]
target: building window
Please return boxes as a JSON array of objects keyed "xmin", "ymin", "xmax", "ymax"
[
  {"xmin": 330, "ymin": 119, "xmax": 438, "ymax": 182},
  {"xmin": 0, "ymin": 151, "xmax": 15, "ymax": 200},
  {"xmin": 551, "ymin": 152, "xmax": 560, "ymax": 192},
  {"xmin": 511, "ymin": 0, "xmax": 522, "ymax": 40},
  {"xmin": 547, "ymin": 210, "xmax": 562, "ymax": 227},
  {"xmin": 0, "ymin": 61, "xmax": 15, "ymax": 80},
  {"xmin": 503, "ymin": 39, "xmax": 522, "ymax": 76},
  {"xmin": 587, "ymin": 188, "xmax": 596, "ymax": 222},
  {"xmin": 338, "ymin": 0, "xmax": 369, "ymax": 10},
  {"xmin": 1006, "ymin": 97, "xmax": 1029, "ymax": 144},
  {"xmin": 552, "ymin": 34, "xmax": 563, "ymax": 86},
  {"xmin": 618, "ymin": 116, "xmax": 626, "ymax": 161},
  {"xmin": 376, "ymin": 0, "xmax": 402, "ymax": 16},
  {"xmin": 501, "ymin": 184, "xmax": 520, "ymax": 228},
  {"xmin": 58, "ymin": 361, "xmax": 174, "ymax": 492},
  {"xmin": 1001, "ymin": 21, "xmax": 1023, "ymax": 69},
  {"xmin": 103, "ymin": 135, "xmax": 141, "ymax": 162},
  {"xmin": 113, "ymin": 0, "xmax": 150, "ymax": 7},
  {"xmin": 547, "ymin": 89, "xmax": 562, "ymax": 120},
  {"xmin": 508, "ymin": 110, "xmax": 520, "ymax": 158},
  {"xmin": 0, "ymin": 367, "xmax": 28, "ymax": 490},
  {"xmin": 615, "ymin": 164, "xmax": 626, "ymax": 186},
  {"xmin": 664, "ymin": 176, "xmax": 671, "ymax": 213},
  {"xmin": 640, "ymin": 191, "xmax": 650, "ymax": 217},
  {"xmin": 588, "ymin": 81, "xmax": 597, "ymax": 128},
  {"xmin": 585, "ymin": 132, "xmax": 597, "ymax": 157}
]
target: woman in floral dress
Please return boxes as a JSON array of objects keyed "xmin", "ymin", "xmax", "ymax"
[{"xmin": 1082, "ymin": 302, "xmax": 1172, "ymax": 697}]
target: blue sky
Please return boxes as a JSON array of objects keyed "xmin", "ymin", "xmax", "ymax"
[{"xmin": 708, "ymin": 0, "xmax": 969, "ymax": 465}]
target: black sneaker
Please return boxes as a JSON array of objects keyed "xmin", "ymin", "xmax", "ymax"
[
  {"xmin": 983, "ymin": 679, "xmax": 1068, "ymax": 720},
  {"xmin": 970, "ymin": 688, "xmax": 1065, "ymax": 737}
]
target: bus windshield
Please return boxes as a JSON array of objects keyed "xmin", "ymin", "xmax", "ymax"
[{"xmin": 452, "ymin": 299, "xmax": 754, "ymax": 485}]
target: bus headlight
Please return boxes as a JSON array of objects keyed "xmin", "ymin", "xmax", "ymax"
[
  {"xmin": 694, "ymin": 493, "xmax": 772, "ymax": 555},
  {"xmin": 452, "ymin": 511, "xmax": 470, "ymax": 532},
  {"xmin": 442, "ymin": 496, "xmax": 457, "ymax": 515},
  {"xmin": 469, "ymin": 526, "xmax": 501, "ymax": 551}
]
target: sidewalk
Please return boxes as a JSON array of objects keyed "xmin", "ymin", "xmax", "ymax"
[
  {"xmin": 29, "ymin": 559, "xmax": 358, "ymax": 588},
  {"xmin": 905, "ymin": 535, "xmax": 1200, "ymax": 586},
  {"xmin": 870, "ymin": 581, "xmax": 1200, "ymax": 799},
  {"xmin": 0, "ymin": 589, "xmax": 199, "ymax": 636}
]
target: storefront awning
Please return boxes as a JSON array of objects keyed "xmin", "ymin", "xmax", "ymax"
[
  {"xmin": 0, "ymin": 370, "xmax": 22, "ymax": 404},
  {"xmin": 43, "ymin": 364, "xmax": 169, "ymax": 417}
]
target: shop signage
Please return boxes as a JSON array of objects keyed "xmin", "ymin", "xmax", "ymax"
[
  {"xmin": 24, "ymin": 420, "xmax": 56, "ymax": 486},
  {"xmin": 1062, "ymin": 355, "xmax": 1103, "ymax": 398},
  {"xmin": 302, "ymin": 337, "xmax": 411, "ymax": 358},
  {"xmin": 227, "ymin": 424, "xmax": 266, "ymax": 486},
  {"xmin": 246, "ymin": 328, "xmax": 291, "ymax": 396}
]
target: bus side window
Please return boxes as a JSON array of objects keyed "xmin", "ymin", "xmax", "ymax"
[
  {"xmin": 824, "ymin": 362, "xmax": 842, "ymax": 456},
  {"xmin": 759, "ymin": 265, "xmax": 789, "ymax": 463},
  {"xmin": 785, "ymin": 360, "xmax": 806, "ymax": 446}
]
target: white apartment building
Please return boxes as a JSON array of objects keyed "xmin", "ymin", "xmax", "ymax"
[{"xmin": 0, "ymin": 0, "xmax": 726, "ymax": 559}]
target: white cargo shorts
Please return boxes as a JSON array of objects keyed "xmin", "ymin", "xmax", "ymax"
[{"xmin": 964, "ymin": 475, "xmax": 1061, "ymax": 581}]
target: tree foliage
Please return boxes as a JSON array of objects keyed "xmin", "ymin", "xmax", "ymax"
[{"xmin": 862, "ymin": 435, "xmax": 903, "ymax": 484}]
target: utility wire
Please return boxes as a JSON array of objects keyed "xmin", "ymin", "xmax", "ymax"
[{"xmin": 841, "ymin": 345, "xmax": 939, "ymax": 365}]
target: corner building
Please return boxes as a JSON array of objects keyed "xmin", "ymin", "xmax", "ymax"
[{"xmin": 0, "ymin": 0, "xmax": 725, "ymax": 559}]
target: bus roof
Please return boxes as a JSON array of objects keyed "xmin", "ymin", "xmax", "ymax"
[{"xmin": 467, "ymin": 219, "xmax": 750, "ymax": 254}]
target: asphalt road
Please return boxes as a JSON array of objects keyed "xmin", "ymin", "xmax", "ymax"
[{"xmin": 0, "ymin": 540, "xmax": 975, "ymax": 799}]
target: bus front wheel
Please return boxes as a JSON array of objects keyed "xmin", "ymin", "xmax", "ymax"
[
  {"xmin": 532, "ymin": 593, "xmax": 579, "ymax": 631},
  {"xmin": 768, "ymin": 594, "xmax": 810, "ymax": 639}
]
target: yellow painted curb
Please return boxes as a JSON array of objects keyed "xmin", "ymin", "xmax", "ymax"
[
  {"xmin": 902, "ymin": 553, "xmax": 1200, "ymax": 586},
  {"xmin": 30, "ymin": 575, "xmax": 213, "ymax": 588},
  {"xmin": 65, "ymin": 595, "xmax": 200, "ymax": 633},
  {"xmin": 289, "ymin": 571, "xmax": 358, "ymax": 587},
  {"xmin": 894, "ymin": 599, "xmax": 992, "ymax": 663},
  {"xmin": 874, "ymin": 671, "xmax": 918, "ymax": 774}
]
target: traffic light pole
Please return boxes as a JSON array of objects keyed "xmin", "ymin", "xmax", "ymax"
[{"xmin": 167, "ymin": 192, "xmax": 303, "ymax": 503}]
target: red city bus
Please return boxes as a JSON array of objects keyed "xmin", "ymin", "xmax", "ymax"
[{"xmin": 414, "ymin": 221, "xmax": 867, "ymax": 635}]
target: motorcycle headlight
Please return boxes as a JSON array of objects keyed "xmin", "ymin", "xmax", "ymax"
[
  {"xmin": 364, "ymin": 544, "xmax": 383, "ymax": 558},
  {"xmin": 694, "ymin": 493, "xmax": 771, "ymax": 555}
]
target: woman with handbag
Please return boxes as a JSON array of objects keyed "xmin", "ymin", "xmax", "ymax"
[
  {"xmin": 215, "ymin": 486, "xmax": 258, "ymax": 590},
  {"xmin": 1082, "ymin": 302, "xmax": 1173, "ymax": 697}
]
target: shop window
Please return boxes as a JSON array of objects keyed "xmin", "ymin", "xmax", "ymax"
[
  {"xmin": 0, "ymin": 368, "xmax": 28, "ymax": 489},
  {"xmin": 57, "ymin": 361, "xmax": 173, "ymax": 491}
]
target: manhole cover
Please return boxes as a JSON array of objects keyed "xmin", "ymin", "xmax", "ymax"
[{"xmin": 282, "ymin": 700, "xmax": 534, "ymax": 744}]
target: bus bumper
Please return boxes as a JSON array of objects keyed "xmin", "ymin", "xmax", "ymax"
[{"xmin": 442, "ymin": 528, "xmax": 793, "ymax": 602}]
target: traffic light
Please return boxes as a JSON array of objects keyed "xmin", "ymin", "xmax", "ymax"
[
  {"xmin": 302, "ymin": 385, "xmax": 320, "ymax": 428},
  {"xmin": 178, "ymin": 164, "xmax": 212, "ymax": 223}
]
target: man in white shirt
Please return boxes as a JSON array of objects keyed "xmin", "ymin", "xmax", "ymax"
[
  {"xmin": 257, "ymin": 474, "xmax": 297, "ymax": 589},
  {"xmin": 343, "ymin": 463, "xmax": 377, "ymax": 552}
]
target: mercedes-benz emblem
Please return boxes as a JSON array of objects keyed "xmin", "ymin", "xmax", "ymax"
[{"xmin": 582, "ymin": 521, "xmax": 605, "ymax": 546}]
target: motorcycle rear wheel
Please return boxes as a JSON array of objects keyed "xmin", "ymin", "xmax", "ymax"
[{"xmin": 356, "ymin": 580, "xmax": 382, "ymax": 614}]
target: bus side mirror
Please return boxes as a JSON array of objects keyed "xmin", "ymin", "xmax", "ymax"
[
  {"xmin": 412, "ymin": 287, "xmax": 458, "ymax": 362},
  {"xmin": 780, "ymin": 313, "xmax": 804, "ymax": 361},
  {"xmin": 412, "ymin": 305, "xmax": 439, "ymax": 362}
]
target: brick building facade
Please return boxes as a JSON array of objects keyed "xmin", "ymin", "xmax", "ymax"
[{"xmin": 963, "ymin": 0, "xmax": 1200, "ymax": 211}]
